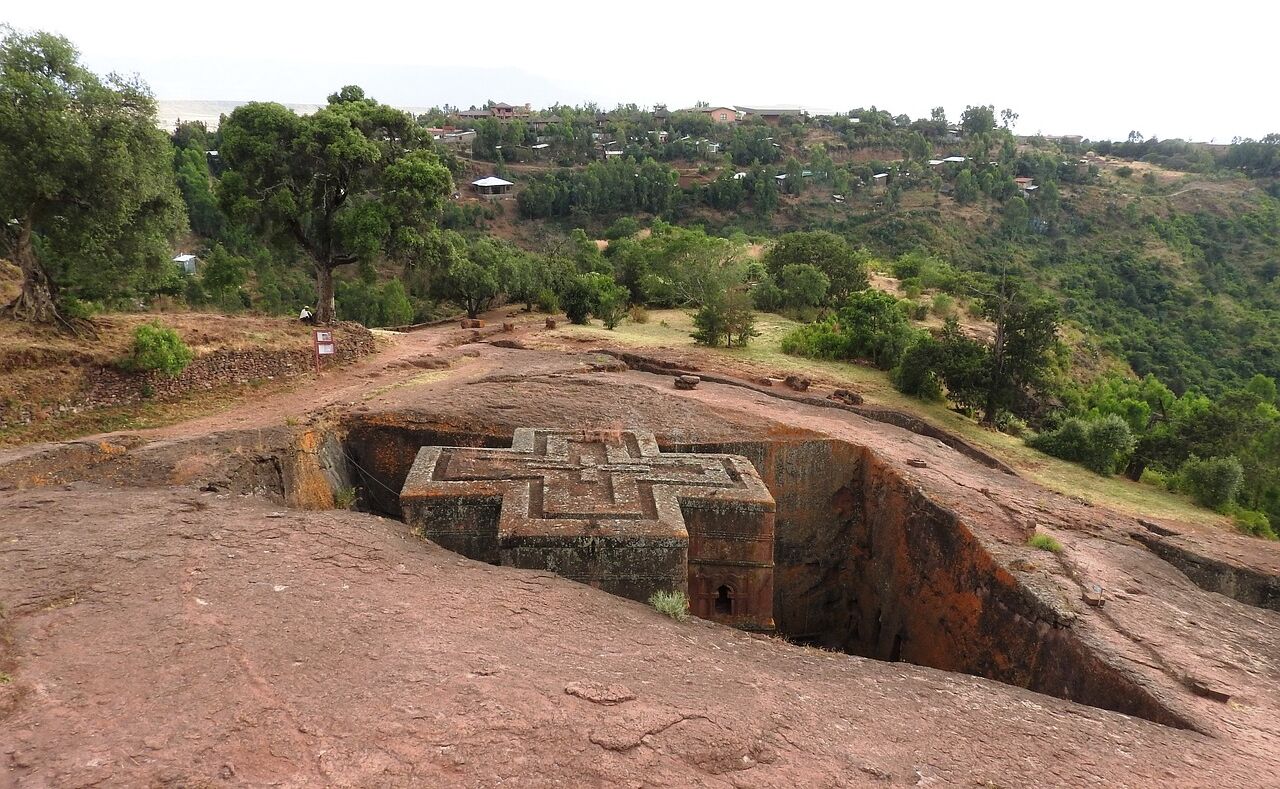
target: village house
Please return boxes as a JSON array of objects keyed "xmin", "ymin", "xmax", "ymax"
[
  {"xmin": 471, "ymin": 176, "xmax": 514, "ymax": 199},
  {"xmin": 735, "ymin": 105, "xmax": 807, "ymax": 125},
  {"xmin": 686, "ymin": 106, "xmax": 738, "ymax": 124},
  {"xmin": 172, "ymin": 253, "xmax": 198, "ymax": 275},
  {"xmin": 453, "ymin": 103, "xmax": 532, "ymax": 123},
  {"xmin": 1014, "ymin": 176, "xmax": 1035, "ymax": 195}
]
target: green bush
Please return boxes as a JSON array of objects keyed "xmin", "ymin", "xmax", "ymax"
[
  {"xmin": 751, "ymin": 278, "xmax": 786, "ymax": 312},
  {"xmin": 1028, "ymin": 533, "xmax": 1063, "ymax": 553},
  {"xmin": 1139, "ymin": 468, "xmax": 1169, "ymax": 488},
  {"xmin": 593, "ymin": 281, "xmax": 629, "ymax": 330},
  {"xmin": 561, "ymin": 276, "xmax": 596, "ymax": 325},
  {"xmin": 781, "ymin": 290, "xmax": 920, "ymax": 370},
  {"xmin": 1177, "ymin": 455, "xmax": 1243, "ymax": 509},
  {"xmin": 893, "ymin": 337, "xmax": 944, "ymax": 401},
  {"xmin": 1027, "ymin": 414, "xmax": 1133, "ymax": 475},
  {"xmin": 125, "ymin": 322, "xmax": 194, "ymax": 378},
  {"xmin": 931, "ymin": 293, "xmax": 955, "ymax": 317},
  {"xmin": 535, "ymin": 288, "xmax": 560, "ymax": 314},
  {"xmin": 1224, "ymin": 505, "xmax": 1277, "ymax": 540},
  {"xmin": 648, "ymin": 590, "xmax": 689, "ymax": 621},
  {"xmin": 1081, "ymin": 414, "xmax": 1136, "ymax": 475},
  {"xmin": 604, "ymin": 216, "xmax": 641, "ymax": 240}
]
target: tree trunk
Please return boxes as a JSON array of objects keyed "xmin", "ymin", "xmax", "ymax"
[
  {"xmin": 315, "ymin": 265, "xmax": 337, "ymax": 324},
  {"xmin": 1124, "ymin": 458, "xmax": 1146, "ymax": 482},
  {"xmin": 1, "ymin": 221, "xmax": 63, "ymax": 325}
]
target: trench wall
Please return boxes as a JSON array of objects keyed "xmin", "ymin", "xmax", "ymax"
[{"xmin": 334, "ymin": 423, "xmax": 1193, "ymax": 728}]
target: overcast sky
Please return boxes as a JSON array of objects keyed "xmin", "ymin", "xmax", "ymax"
[{"xmin": 6, "ymin": 1, "xmax": 1277, "ymax": 142}]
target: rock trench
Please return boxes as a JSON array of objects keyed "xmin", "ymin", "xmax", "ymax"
[{"xmin": 326, "ymin": 415, "xmax": 1194, "ymax": 730}]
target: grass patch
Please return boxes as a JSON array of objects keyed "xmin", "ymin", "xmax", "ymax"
[
  {"xmin": 0, "ymin": 672, "xmax": 11, "ymax": 684},
  {"xmin": 1028, "ymin": 533, "xmax": 1064, "ymax": 553},
  {"xmin": 648, "ymin": 590, "xmax": 689, "ymax": 621}
]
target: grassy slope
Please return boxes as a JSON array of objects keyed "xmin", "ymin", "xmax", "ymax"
[{"xmin": 554, "ymin": 308, "xmax": 1231, "ymax": 530}]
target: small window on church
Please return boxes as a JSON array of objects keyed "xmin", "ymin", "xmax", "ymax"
[{"xmin": 715, "ymin": 585, "xmax": 734, "ymax": 614}]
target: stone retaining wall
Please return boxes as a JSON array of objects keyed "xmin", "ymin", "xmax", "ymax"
[{"xmin": 2, "ymin": 322, "xmax": 375, "ymax": 428}]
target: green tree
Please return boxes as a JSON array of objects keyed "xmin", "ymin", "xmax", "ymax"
[
  {"xmin": 1001, "ymin": 196, "xmax": 1030, "ymax": 237},
  {"xmin": 776, "ymin": 263, "xmax": 830, "ymax": 310},
  {"xmin": 378, "ymin": 279, "xmax": 414, "ymax": 326},
  {"xmin": 724, "ymin": 290, "xmax": 759, "ymax": 347},
  {"xmin": 199, "ymin": 244, "xmax": 249, "ymax": 307},
  {"xmin": 982, "ymin": 284, "xmax": 1059, "ymax": 423},
  {"xmin": 691, "ymin": 293, "xmax": 730, "ymax": 347},
  {"xmin": 219, "ymin": 86, "xmax": 452, "ymax": 323},
  {"xmin": 764, "ymin": 231, "xmax": 868, "ymax": 300},
  {"xmin": 561, "ymin": 275, "xmax": 597, "ymax": 324},
  {"xmin": 0, "ymin": 28, "xmax": 185, "ymax": 327},
  {"xmin": 592, "ymin": 277, "xmax": 629, "ymax": 330},
  {"xmin": 444, "ymin": 259, "xmax": 499, "ymax": 318},
  {"xmin": 954, "ymin": 169, "xmax": 979, "ymax": 203},
  {"xmin": 961, "ymin": 105, "xmax": 996, "ymax": 137}
]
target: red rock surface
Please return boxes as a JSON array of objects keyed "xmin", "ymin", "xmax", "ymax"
[
  {"xmin": 2, "ymin": 318, "xmax": 1279, "ymax": 786},
  {"xmin": 2, "ymin": 485, "xmax": 1274, "ymax": 787}
]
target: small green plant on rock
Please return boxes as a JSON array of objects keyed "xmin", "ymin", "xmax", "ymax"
[
  {"xmin": 333, "ymin": 486, "xmax": 357, "ymax": 510},
  {"xmin": 648, "ymin": 590, "xmax": 689, "ymax": 621},
  {"xmin": 1028, "ymin": 533, "xmax": 1063, "ymax": 553}
]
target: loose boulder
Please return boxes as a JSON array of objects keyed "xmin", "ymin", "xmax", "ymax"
[
  {"xmin": 784, "ymin": 375, "xmax": 811, "ymax": 392},
  {"xmin": 674, "ymin": 375, "xmax": 701, "ymax": 390}
]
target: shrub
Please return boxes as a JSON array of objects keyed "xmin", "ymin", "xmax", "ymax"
[
  {"xmin": 1224, "ymin": 505, "xmax": 1277, "ymax": 540},
  {"xmin": 1116, "ymin": 165, "xmax": 1134, "ymax": 178},
  {"xmin": 1081, "ymin": 414, "xmax": 1135, "ymax": 475},
  {"xmin": 1177, "ymin": 455, "xmax": 1244, "ymax": 509},
  {"xmin": 908, "ymin": 301, "xmax": 929, "ymax": 320},
  {"xmin": 535, "ymin": 288, "xmax": 560, "ymax": 314},
  {"xmin": 333, "ymin": 486, "xmax": 357, "ymax": 509},
  {"xmin": 125, "ymin": 322, "xmax": 194, "ymax": 378},
  {"xmin": 604, "ymin": 216, "xmax": 641, "ymax": 240},
  {"xmin": 931, "ymin": 293, "xmax": 955, "ymax": 317},
  {"xmin": 648, "ymin": 590, "xmax": 689, "ymax": 621},
  {"xmin": 995, "ymin": 412, "xmax": 1028, "ymax": 437},
  {"xmin": 561, "ymin": 276, "xmax": 596, "ymax": 325},
  {"xmin": 751, "ymin": 278, "xmax": 786, "ymax": 312},
  {"xmin": 1139, "ymin": 467, "xmax": 1170, "ymax": 488},
  {"xmin": 1028, "ymin": 533, "xmax": 1063, "ymax": 553},
  {"xmin": 593, "ymin": 281, "xmax": 629, "ymax": 330},
  {"xmin": 1027, "ymin": 415, "xmax": 1133, "ymax": 475},
  {"xmin": 627, "ymin": 304, "xmax": 649, "ymax": 324},
  {"xmin": 893, "ymin": 337, "xmax": 944, "ymax": 401}
]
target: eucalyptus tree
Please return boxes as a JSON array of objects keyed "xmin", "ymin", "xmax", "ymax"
[{"xmin": 219, "ymin": 86, "xmax": 453, "ymax": 323}]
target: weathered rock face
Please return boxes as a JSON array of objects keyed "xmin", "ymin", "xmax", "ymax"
[{"xmin": 398, "ymin": 428, "xmax": 776, "ymax": 630}]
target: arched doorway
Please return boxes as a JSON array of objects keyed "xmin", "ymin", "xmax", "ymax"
[{"xmin": 715, "ymin": 584, "xmax": 735, "ymax": 615}]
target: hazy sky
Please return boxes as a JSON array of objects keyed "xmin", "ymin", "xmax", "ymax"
[{"xmin": 6, "ymin": 1, "xmax": 1277, "ymax": 142}]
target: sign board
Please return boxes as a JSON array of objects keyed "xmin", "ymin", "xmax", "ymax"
[{"xmin": 312, "ymin": 329, "xmax": 336, "ymax": 372}]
